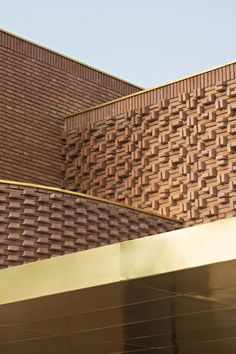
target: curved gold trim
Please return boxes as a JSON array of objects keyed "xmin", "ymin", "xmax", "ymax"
[
  {"xmin": 0, "ymin": 179, "xmax": 181, "ymax": 223},
  {"xmin": 65, "ymin": 59, "xmax": 236, "ymax": 119},
  {"xmin": 0, "ymin": 28, "xmax": 143, "ymax": 90}
]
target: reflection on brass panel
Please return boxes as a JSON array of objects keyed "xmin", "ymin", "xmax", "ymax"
[{"xmin": 1, "ymin": 218, "xmax": 236, "ymax": 353}]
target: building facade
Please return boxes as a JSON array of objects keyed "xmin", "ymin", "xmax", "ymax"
[{"xmin": 1, "ymin": 29, "xmax": 236, "ymax": 354}]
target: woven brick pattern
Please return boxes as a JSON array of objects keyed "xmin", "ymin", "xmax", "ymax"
[
  {"xmin": 64, "ymin": 78, "xmax": 236, "ymax": 226},
  {"xmin": 0, "ymin": 30, "xmax": 140, "ymax": 187},
  {"xmin": 0, "ymin": 182, "xmax": 181, "ymax": 269}
]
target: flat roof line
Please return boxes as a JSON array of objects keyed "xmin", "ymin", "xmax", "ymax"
[
  {"xmin": 65, "ymin": 59, "xmax": 236, "ymax": 119},
  {"xmin": 0, "ymin": 179, "xmax": 181, "ymax": 222},
  {"xmin": 0, "ymin": 28, "xmax": 143, "ymax": 91}
]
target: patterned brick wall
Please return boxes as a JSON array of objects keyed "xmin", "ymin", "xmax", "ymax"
[
  {"xmin": 0, "ymin": 181, "xmax": 181, "ymax": 269},
  {"xmin": 64, "ymin": 64, "xmax": 236, "ymax": 226},
  {"xmin": 0, "ymin": 29, "xmax": 140, "ymax": 187}
]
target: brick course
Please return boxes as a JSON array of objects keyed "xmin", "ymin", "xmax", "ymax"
[
  {"xmin": 64, "ymin": 64, "xmax": 236, "ymax": 226},
  {"xmin": 0, "ymin": 181, "xmax": 181, "ymax": 269},
  {"xmin": 2, "ymin": 29, "xmax": 236, "ymax": 265},
  {"xmin": 0, "ymin": 29, "xmax": 140, "ymax": 187}
]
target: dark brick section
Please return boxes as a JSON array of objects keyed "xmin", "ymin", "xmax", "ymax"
[
  {"xmin": 0, "ymin": 182, "xmax": 181, "ymax": 269},
  {"xmin": 0, "ymin": 30, "xmax": 140, "ymax": 187},
  {"xmin": 64, "ymin": 76, "xmax": 236, "ymax": 226}
]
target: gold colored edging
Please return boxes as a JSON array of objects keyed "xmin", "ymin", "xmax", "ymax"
[
  {"xmin": 65, "ymin": 59, "xmax": 236, "ymax": 119},
  {"xmin": 1, "ymin": 217, "xmax": 236, "ymax": 305},
  {"xmin": 0, "ymin": 179, "xmax": 181, "ymax": 223},
  {"xmin": 0, "ymin": 28, "xmax": 143, "ymax": 91}
]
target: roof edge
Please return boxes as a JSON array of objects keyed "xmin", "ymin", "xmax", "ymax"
[
  {"xmin": 0, "ymin": 179, "xmax": 181, "ymax": 223},
  {"xmin": 0, "ymin": 28, "xmax": 143, "ymax": 91},
  {"xmin": 1, "ymin": 217, "xmax": 236, "ymax": 305},
  {"xmin": 65, "ymin": 59, "xmax": 236, "ymax": 119}
]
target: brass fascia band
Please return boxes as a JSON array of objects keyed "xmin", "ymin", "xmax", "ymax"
[{"xmin": 1, "ymin": 217, "xmax": 236, "ymax": 305}]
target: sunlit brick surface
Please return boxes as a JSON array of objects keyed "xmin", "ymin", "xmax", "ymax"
[
  {"xmin": 0, "ymin": 182, "xmax": 181, "ymax": 268},
  {"xmin": 64, "ymin": 64, "xmax": 236, "ymax": 225},
  {"xmin": 0, "ymin": 30, "xmax": 140, "ymax": 187}
]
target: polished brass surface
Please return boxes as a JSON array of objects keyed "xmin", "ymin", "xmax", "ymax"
[{"xmin": 1, "ymin": 218, "xmax": 236, "ymax": 353}]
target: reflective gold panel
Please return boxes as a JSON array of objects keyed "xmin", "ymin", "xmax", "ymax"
[{"xmin": 1, "ymin": 217, "xmax": 236, "ymax": 353}]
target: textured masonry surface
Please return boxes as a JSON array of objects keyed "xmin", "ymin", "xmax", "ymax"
[
  {"xmin": 2, "ymin": 29, "xmax": 236, "ymax": 271},
  {"xmin": 64, "ymin": 63, "xmax": 236, "ymax": 226},
  {"xmin": 0, "ymin": 182, "xmax": 181, "ymax": 269},
  {"xmin": 0, "ymin": 30, "xmax": 140, "ymax": 187}
]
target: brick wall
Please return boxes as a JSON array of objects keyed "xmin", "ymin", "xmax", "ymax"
[
  {"xmin": 64, "ymin": 63, "xmax": 236, "ymax": 226},
  {"xmin": 0, "ymin": 29, "xmax": 140, "ymax": 187},
  {"xmin": 0, "ymin": 181, "xmax": 181, "ymax": 269}
]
